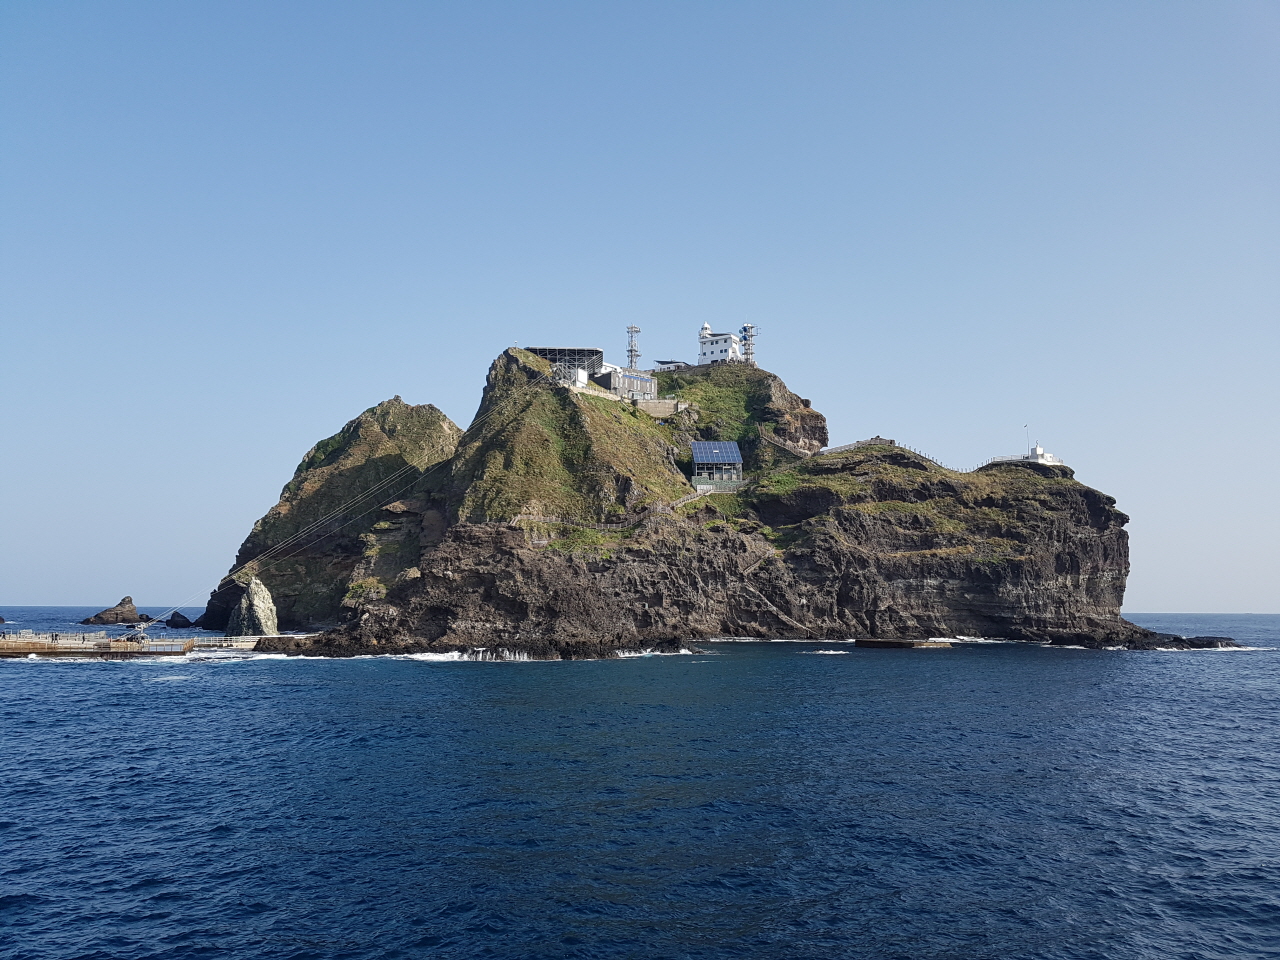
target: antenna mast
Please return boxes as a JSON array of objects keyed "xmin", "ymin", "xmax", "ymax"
[
  {"xmin": 626, "ymin": 325, "xmax": 641, "ymax": 369},
  {"xmin": 740, "ymin": 324, "xmax": 757, "ymax": 366}
]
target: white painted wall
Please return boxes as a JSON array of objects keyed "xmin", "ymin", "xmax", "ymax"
[{"xmin": 698, "ymin": 323, "xmax": 742, "ymax": 364}]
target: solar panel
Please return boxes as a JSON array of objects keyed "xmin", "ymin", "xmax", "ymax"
[{"xmin": 690, "ymin": 441, "xmax": 743, "ymax": 464}]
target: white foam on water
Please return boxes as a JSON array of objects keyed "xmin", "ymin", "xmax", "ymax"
[
  {"xmin": 616, "ymin": 648, "xmax": 694, "ymax": 658},
  {"xmin": 1153, "ymin": 645, "xmax": 1275, "ymax": 652},
  {"xmin": 805, "ymin": 650, "xmax": 850, "ymax": 655},
  {"xmin": 148, "ymin": 675, "xmax": 192, "ymax": 682}
]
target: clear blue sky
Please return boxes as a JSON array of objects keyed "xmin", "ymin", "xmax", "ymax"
[{"xmin": 2, "ymin": 1, "xmax": 1276, "ymax": 612}]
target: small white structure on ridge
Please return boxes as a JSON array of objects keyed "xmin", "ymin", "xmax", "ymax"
[{"xmin": 1027, "ymin": 444, "xmax": 1063, "ymax": 465}]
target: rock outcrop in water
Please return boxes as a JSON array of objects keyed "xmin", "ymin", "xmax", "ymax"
[
  {"xmin": 82, "ymin": 596, "xmax": 145, "ymax": 625},
  {"xmin": 225, "ymin": 578, "xmax": 279, "ymax": 637},
  {"xmin": 202, "ymin": 348, "xmax": 1229, "ymax": 655},
  {"xmin": 164, "ymin": 611, "xmax": 194, "ymax": 629}
]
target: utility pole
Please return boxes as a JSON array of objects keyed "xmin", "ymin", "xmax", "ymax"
[{"xmin": 626, "ymin": 325, "xmax": 641, "ymax": 370}]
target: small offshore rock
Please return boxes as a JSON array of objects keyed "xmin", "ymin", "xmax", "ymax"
[
  {"xmin": 1180, "ymin": 635, "xmax": 1238, "ymax": 649},
  {"xmin": 81, "ymin": 596, "xmax": 144, "ymax": 625},
  {"xmin": 226, "ymin": 578, "xmax": 279, "ymax": 637},
  {"xmin": 165, "ymin": 611, "xmax": 194, "ymax": 628}
]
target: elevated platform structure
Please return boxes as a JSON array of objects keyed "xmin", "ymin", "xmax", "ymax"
[{"xmin": 525, "ymin": 347, "xmax": 604, "ymax": 377}]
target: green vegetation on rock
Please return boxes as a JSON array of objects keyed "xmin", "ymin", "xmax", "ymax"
[
  {"xmin": 449, "ymin": 349, "xmax": 691, "ymax": 523},
  {"xmin": 741, "ymin": 444, "xmax": 1098, "ymax": 561},
  {"xmin": 655, "ymin": 362, "xmax": 828, "ymax": 472},
  {"xmin": 207, "ymin": 396, "xmax": 461, "ymax": 630}
]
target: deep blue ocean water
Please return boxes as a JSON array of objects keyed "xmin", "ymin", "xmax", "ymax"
[{"xmin": 2, "ymin": 610, "xmax": 1278, "ymax": 960}]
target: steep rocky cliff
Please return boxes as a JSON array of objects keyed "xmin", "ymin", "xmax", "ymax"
[
  {"xmin": 197, "ymin": 397, "xmax": 461, "ymax": 630},
  {"xmin": 204, "ymin": 349, "xmax": 1216, "ymax": 654}
]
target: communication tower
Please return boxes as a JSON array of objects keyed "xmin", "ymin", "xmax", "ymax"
[
  {"xmin": 739, "ymin": 323, "xmax": 758, "ymax": 366},
  {"xmin": 626, "ymin": 325, "xmax": 642, "ymax": 370}
]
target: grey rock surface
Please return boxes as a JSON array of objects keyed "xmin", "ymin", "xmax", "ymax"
[
  {"xmin": 81, "ymin": 596, "xmax": 144, "ymax": 625},
  {"xmin": 226, "ymin": 578, "xmax": 279, "ymax": 637}
]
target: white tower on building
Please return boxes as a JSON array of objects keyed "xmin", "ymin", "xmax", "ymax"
[{"xmin": 698, "ymin": 323, "xmax": 743, "ymax": 365}]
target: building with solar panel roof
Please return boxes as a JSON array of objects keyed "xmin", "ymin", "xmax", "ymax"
[{"xmin": 691, "ymin": 440, "xmax": 743, "ymax": 491}]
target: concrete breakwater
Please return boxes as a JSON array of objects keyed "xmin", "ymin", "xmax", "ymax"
[{"xmin": 0, "ymin": 631, "xmax": 194, "ymax": 659}]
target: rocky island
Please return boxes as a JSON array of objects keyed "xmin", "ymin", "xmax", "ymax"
[
  {"xmin": 82, "ymin": 596, "xmax": 149, "ymax": 625},
  {"xmin": 197, "ymin": 344, "xmax": 1230, "ymax": 656}
]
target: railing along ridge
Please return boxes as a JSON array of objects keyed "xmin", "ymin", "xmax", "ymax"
[
  {"xmin": 760, "ymin": 433, "xmax": 814, "ymax": 458},
  {"xmin": 820, "ymin": 440, "xmax": 970, "ymax": 473}
]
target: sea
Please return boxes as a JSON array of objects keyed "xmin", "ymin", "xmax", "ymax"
[{"xmin": 2, "ymin": 609, "xmax": 1278, "ymax": 960}]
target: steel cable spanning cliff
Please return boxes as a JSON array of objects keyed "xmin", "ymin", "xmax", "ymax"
[{"xmin": 199, "ymin": 348, "xmax": 1234, "ymax": 654}]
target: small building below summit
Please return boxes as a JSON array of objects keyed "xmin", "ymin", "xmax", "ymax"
[{"xmin": 691, "ymin": 440, "xmax": 744, "ymax": 492}]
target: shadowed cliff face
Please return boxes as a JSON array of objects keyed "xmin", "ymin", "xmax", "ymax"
[
  {"xmin": 207, "ymin": 350, "xmax": 1189, "ymax": 652},
  {"xmin": 197, "ymin": 397, "xmax": 460, "ymax": 631}
]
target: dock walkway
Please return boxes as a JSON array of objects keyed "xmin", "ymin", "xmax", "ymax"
[{"xmin": 0, "ymin": 631, "xmax": 195, "ymax": 659}]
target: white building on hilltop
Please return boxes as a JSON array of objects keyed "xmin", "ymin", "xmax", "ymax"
[
  {"xmin": 1026, "ymin": 443, "xmax": 1063, "ymax": 465},
  {"xmin": 698, "ymin": 323, "xmax": 742, "ymax": 364}
]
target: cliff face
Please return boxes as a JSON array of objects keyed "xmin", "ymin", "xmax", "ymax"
[
  {"xmin": 208, "ymin": 350, "xmax": 1197, "ymax": 653},
  {"xmin": 263, "ymin": 444, "xmax": 1151, "ymax": 656},
  {"xmin": 225, "ymin": 577, "xmax": 279, "ymax": 637},
  {"xmin": 198, "ymin": 397, "xmax": 461, "ymax": 630}
]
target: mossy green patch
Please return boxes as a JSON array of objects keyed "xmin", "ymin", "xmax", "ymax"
[
  {"xmin": 656, "ymin": 365, "xmax": 775, "ymax": 444},
  {"xmin": 344, "ymin": 577, "xmax": 386, "ymax": 605},
  {"xmin": 546, "ymin": 527, "xmax": 631, "ymax": 556},
  {"xmin": 703, "ymin": 492, "xmax": 746, "ymax": 518},
  {"xmin": 739, "ymin": 443, "xmax": 1097, "ymax": 555}
]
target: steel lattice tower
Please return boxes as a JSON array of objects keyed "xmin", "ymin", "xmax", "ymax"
[{"xmin": 626, "ymin": 325, "xmax": 641, "ymax": 370}]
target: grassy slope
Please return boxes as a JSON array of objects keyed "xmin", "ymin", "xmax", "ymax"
[
  {"xmin": 655, "ymin": 364, "xmax": 776, "ymax": 442},
  {"xmin": 742, "ymin": 444, "xmax": 1110, "ymax": 560},
  {"xmin": 257, "ymin": 397, "xmax": 460, "ymax": 545},
  {"xmin": 450, "ymin": 349, "xmax": 691, "ymax": 522},
  {"xmin": 655, "ymin": 363, "xmax": 825, "ymax": 473}
]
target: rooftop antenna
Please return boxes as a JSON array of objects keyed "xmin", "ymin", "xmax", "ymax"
[
  {"xmin": 626, "ymin": 325, "xmax": 641, "ymax": 370},
  {"xmin": 740, "ymin": 323, "xmax": 758, "ymax": 366},
  {"xmin": 1024, "ymin": 424, "xmax": 1030, "ymax": 456}
]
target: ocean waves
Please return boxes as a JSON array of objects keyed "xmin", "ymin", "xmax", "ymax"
[{"xmin": 2, "ymin": 614, "xmax": 1279, "ymax": 959}]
